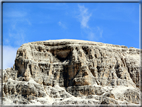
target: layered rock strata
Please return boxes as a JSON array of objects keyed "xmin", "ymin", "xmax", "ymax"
[{"xmin": 2, "ymin": 39, "xmax": 141, "ymax": 106}]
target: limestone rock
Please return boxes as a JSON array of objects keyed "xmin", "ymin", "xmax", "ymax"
[{"xmin": 2, "ymin": 39, "xmax": 141, "ymax": 106}]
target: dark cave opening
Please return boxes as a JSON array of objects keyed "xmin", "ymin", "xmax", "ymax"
[{"xmin": 56, "ymin": 50, "xmax": 72, "ymax": 62}]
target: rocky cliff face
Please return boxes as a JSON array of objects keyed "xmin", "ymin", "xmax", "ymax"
[{"xmin": 2, "ymin": 39, "xmax": 141, "ymax": 106}]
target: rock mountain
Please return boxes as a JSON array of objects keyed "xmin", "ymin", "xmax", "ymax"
[{"xmin": 2, "ymin": 39, "xmax": 142, "ymax": 106}]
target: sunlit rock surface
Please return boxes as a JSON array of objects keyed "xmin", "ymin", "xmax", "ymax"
[{"xmin": 2, "ymin": 39, "xmax": 141, "ymax": 106}]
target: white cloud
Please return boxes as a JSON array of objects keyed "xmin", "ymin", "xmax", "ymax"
[
  {"xmin": 87, "ymin": 32, "xmax": 95, "ymax": 40},
  {"xmin": 78, "ymin": 5, "xmax": 92, "ymax": 28},
  {"xmin": 58, "ymin": 21, "xmax": 66, "ymax": 29},
  {"xmin": 87, "ymin": 27, "xmax": 103, "ymax": 41},
  {"xmin": 0, "ymin": 46, "xmax": 18, "ymax": 70},
  {"xmin": 7, "ymin": 27, "xmax": 27, "ymax": 47},
  {"xmin": 4, "ymin": 11, "xmax": 27, "ymax": 17},
  {"xmin": 77, "ymin": 5, "xmax": 103, "ymax": 41},
  {"xmin": 4, "ymin": 10, "xmax": 31, "ymax": 48}
]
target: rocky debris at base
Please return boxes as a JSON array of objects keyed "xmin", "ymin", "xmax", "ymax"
[{"xmin": 2, "ymin": 39, "xmax": 142, "ymax": 106}]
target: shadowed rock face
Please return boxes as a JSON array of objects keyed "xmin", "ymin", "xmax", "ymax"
[{"xmin": 2, "ymin": 39, "xmax": 141, "ymax": 106}]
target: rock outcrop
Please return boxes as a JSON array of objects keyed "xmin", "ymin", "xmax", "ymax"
[{"xmin": 2, "ymin": 39, "xmax": 141, "ymax": 106}]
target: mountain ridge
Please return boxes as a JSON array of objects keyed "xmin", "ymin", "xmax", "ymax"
[{"xmin": 2, "ymin": 40, "xmax": 141, "ymax": 106}]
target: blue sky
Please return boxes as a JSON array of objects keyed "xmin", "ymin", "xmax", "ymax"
[{"xmin": 3, "ymin": 3, "xmax": 139, "ymax": 69}]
